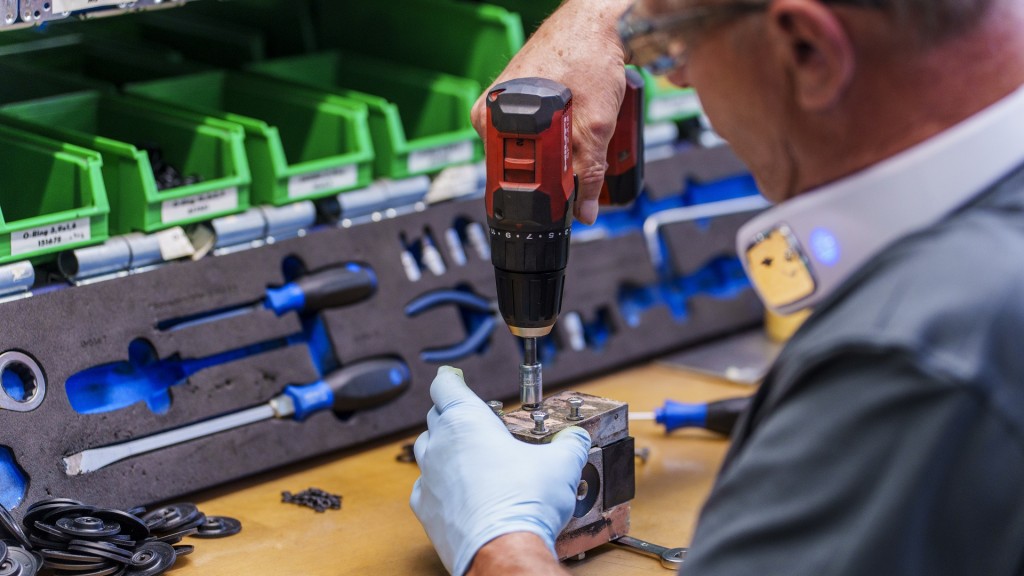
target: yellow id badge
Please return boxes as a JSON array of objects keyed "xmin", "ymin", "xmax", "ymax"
[{"xmin": 745, "ymin": 225, "xmax": 816, "ymax": 309}]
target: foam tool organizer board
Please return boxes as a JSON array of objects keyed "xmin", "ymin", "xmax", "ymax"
[{"xmin": 0, "ymin": 147, "xmax": 764, "ymax": 513}]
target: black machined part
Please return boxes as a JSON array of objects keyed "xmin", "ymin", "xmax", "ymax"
[
  {"xmin": 151, "ymin": 528, "xmax": 196, "ymax": 545},
  {"xmin": 191, "ymin": 516, "xmax": 241, "ymax": 539},
  {"xmin": 66, "ymin": 541, "xmax": 132, "ymax": 564},
  {"xmin": 23, "ymin": 504, "xmax": 78, "ymax": 533},
  {"xmin": 90, "ymin": 512, "xmax": 148, "ymax": 542},
  {"xmin": 170, "ymin": 545, "xmax": 192, "ymax": 558},
  {"xmin": 27, "ymin": 500, "xmax": 82, "ymax": 513},
  {"xmin": 601, "ymin": 437, "xmax": 637, "ymax": 510},
  {"xmin": 55, "ymin": 518, "xmax": 121, "ymax": 539},
  {"xmin": 31, "ymin": 522, "xmax": 71, "ymax": 542},
  {"xmin": 124, "ymin": 510, "xmax": 146, "ymax": 519},
  {"xmin": 125, "ymin": 542, "xmax": 175, "ymax": 576},
  {"xmin": 54, "ymin": 562, "xmax": 123, "ymax": 576},
  {"xmin": 141, "ymin": 505, "xmax": 200, "ymax": 533},
  {"xmin": 42, "ymin": 558, "xmax": 111, "ymax": 571},
  {"xmin": 38, "ymin": 550, "xmax": 105, "ymax": 563},
  {"xmin": 43, "ymin": 506, "xmax": 98, "ymax": 524},
  {"xmin": 99, "ymin": 537, "xmax": 135, "ymax": 551},
  {"xmin": 0, "ymin": 546, "xmax": 37, "ymax": 576},
  {"xmin": 0, "ymin": 506, "xmax": 31, "ymax": 551},
  {"xmin": 488, "ymin": 78, "xmax": 571, "ymax": 135},
  {"xmin": 573, "ymin": 462, "xmax": 601, "ymax": 519},
  {"xmin": 29, "ymin": 535, "xmax": 68, "ymax": 550}
]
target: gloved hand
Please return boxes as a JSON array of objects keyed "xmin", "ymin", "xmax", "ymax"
[{"xmin": 410, "ymin": 366, "xmax": 592, "ymax": 576}]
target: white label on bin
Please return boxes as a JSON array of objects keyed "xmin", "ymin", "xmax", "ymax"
[
  {"xmin": 156, "ymin": 227, "xmax": 196, "ymax": 261},
  {"xmin": 288, "ymin": 165, "xmax": 358, "ymax": 199},
  {"xmin": 52, "ymin": 0, "xmax": 126, "ymax": 13},
  {"xmin": 11, "ymin": 217, "xmax": 91, "ymax": 256},
  {"xmin": 161, "ymin": 188, "xmax": 239, "ymax": 224},
  {"xmin": 407, "ymin": 140, "xmax": 475, "ymax": 173},
  {"xmin": 648, "ymin": 92, "xmax": 703, "ymax": 121}
]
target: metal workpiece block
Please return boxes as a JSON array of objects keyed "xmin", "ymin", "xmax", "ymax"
[
  {"xmin": 557, "ymin": 503, "xmax": 631, "ymax": 561},
  {"xmin": 503, "ymin": 390, "xmax": 635, "ymax": 561},
  {"xmin": 504, "ymin": 391, "xmax": 629, "ymax": 447}
]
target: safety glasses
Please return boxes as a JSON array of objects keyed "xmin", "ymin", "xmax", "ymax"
[{"xmin": 617, "ymin": 0, "xmax": 768, "ymax": 75}]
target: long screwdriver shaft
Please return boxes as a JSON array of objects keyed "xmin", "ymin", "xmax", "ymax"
[{"xmin": 64, "ymin": 404, "xmax": 276, "ymax": 475}]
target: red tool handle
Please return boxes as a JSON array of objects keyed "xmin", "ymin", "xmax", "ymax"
[{"xmin": 600, "ymin": 67, "xmax": 645, "ymax": 206}]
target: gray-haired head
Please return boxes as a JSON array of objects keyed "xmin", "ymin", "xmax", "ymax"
[{"xmin": 827, "ymin": 0, "xmax": 998, "ymax": 44}]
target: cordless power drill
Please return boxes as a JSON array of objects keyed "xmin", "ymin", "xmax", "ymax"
[{"xmin": 485, "ymin": 70, "xmax": 644, "ymax": 409}]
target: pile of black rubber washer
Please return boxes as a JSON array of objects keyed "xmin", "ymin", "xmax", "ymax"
[{"xmin": 0, "ymin": 499, "xmax": 241, "ymax": 576}]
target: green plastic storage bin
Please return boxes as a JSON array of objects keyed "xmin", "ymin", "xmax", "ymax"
[
  {"xmin": 311, "ymin": 0, "xmax": 524, "ymax": 90},
  {"xmin": 125, "ymin": 71, "xmax": 374, "ymax": 206},
  {"xmin": 0, "ymin": 91, "xmax": 251, "ymax": 234},
  {"xmin": 250, "ymin": 50, "xmax": 481, "ymax": 178},
  {"xmin": 0, "ymin": 33, "xmax": 206, "ymax": 88},
  {"xmin": 0, "ymin": 61, "xmax": 100, "ymax": 105},
  {"xmin": 478, "ymin": 0, "xmax": 560, "ymax": 36},
  {"xmin": 134, "ymin": 0, "xmax": 316, "ymax": 69},
  {"xmin": 136, "ymin": 11, "xmax": 268, "ymax": 69},
  {"xmin": 637, "ymin": 68, "xmax": 704, "ymax": 123},
  {"xmin": 0, "ymin": 125, "xmax": 109, "ymax": 264}
]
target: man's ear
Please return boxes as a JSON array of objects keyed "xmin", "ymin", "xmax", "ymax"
[{"xmin": 767, "ymin": 0, "xmax": 855, "ymax": 110}]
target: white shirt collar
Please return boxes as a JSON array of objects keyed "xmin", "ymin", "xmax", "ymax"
[{"xmin": 737, "ymin": 83, "xmax": 1024, "ymax": 314}]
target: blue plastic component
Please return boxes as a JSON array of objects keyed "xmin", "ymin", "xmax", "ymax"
[
  {"xmin": 655, "ymin": 400, "xmax": 708, "ymax": 432},
  {"xmin": 616, "ymin": 255, "xmax": 753, "ymax": 326},
  {"xmin": 301, "ymin": 316, "xmax": 338, "ymax": 376},
  {"xmin": 284, "ymin": 380, "xmax": 335, "ymax": 421},
  {"xmin": 66, "ymin": 337, "xmax": 292, "ymax": 415},
  {"xmin": 0, "ymin": 447, "xmax": 26, "ymax": 510},
  {"xmin": 265, "ymin": 283, "xmax": 306, "ymax": 316},
  {"xmin": 574, "ymin": 171, "xmax": 760, "ymax": 243},
  {"xmin": 406, "ymin": 289, "xmax": 497, "ymax": 363},
  {"xmin": 582, "ymin": 309, "xmax": 613, "ymax": 351},
  {"xmin": 683, "ymin": 173, "xmax": 759, "ymax": 205},
  {"xmin": 1, "ymin": 369, "xmax": 26, "ymax": 402}
]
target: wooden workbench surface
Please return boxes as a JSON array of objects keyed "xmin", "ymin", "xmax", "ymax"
[{"xmin": 173, "ymin": 363, "xmax": 751, "ymax": 575}]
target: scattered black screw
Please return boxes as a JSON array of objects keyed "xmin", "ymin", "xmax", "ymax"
[{"xmin": 281, "ymin": 488, "xmax": 342, "ymax": 513}]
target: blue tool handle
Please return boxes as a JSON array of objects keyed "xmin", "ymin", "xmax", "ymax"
[
  {"xmin": 284, "ymin": 358, "xmax": 411, "ymax": 421},
  {"xmin": 655, "ymin": 396, "xmax": 750, "ymax": 436},
  {"xmin": 420, "ymin": 316, "xmax": 497, "ymax": 363},
  {"xmin": 266, "ymin": 264, "xmax": 377, "ymax": 316}
]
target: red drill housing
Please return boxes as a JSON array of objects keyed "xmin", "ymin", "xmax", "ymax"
[{"xmin": 485, "ymin": 78, "xmax": 575, "ymax": 338}]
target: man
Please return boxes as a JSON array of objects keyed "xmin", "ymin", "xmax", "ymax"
[{"xmin": 411, "ymin": 0, "xmax": 1024, "ymax": 574}]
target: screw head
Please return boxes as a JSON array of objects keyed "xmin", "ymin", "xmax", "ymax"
[
  {"xmin": 486, "ymin": 400, "xmax": 504, "ymax": 415},
  {"xmin": 568, "ymin": 397, "xmax": 583, "ymax": 408},
  {"xmin": 531, "ymin": 410, "xmax": 549, "ymax": 434}
]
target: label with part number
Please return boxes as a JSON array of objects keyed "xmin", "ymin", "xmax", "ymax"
[
  {"xmin": 52, "ymin": 0, "xmax": 127, "ymax": 13},
  {"xmin": 161, "ymin": 188, "xmax": 238, "ymax": 224},
  {"xmin": 11, "ymin": 217, "xmax": 91, "ymax": 256},
  {"xmin": 407, "ymin": 141, "xmax": 474, "ymax": 173},
  {"xmin": 288, "ymin": 165, "xmax": 358, "ymax": 199},
  {"xmin": 648, "ymin": 92, "xmax": 703, "ymax": 121}
]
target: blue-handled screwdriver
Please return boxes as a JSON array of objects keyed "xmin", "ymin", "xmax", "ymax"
[
  {"xmin": 157, "ymin": 263, "xmax": 377, "ymax": 332},
  {"xmin": 630, "ymin": 396, "xmax": 751, "ymax": 436},
  {"xmin": 63, "ymin": 358, "xmax": 411, "ymax": 475}
]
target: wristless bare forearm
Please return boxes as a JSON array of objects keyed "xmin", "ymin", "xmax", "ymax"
[{"xmin": 466, "ymin": 533, "xmax": 571, "ymax": 576}]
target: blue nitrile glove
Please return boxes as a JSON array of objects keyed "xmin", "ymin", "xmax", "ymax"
[{"xmin": 410, "ymin": 366, "xmax": 591, "ymax": 576}]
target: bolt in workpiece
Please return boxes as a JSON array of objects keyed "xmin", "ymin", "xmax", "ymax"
[
  {"xmin": 487, "ymin": 400, "xmax": 504, "ymax": 417},
  {"xmin": 567, "ymin": 397, "xmax": 584, "ymax": 421},
  {"xmin": 531, "ymin": 410, "xmax": 549, "ymax": 435}
]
